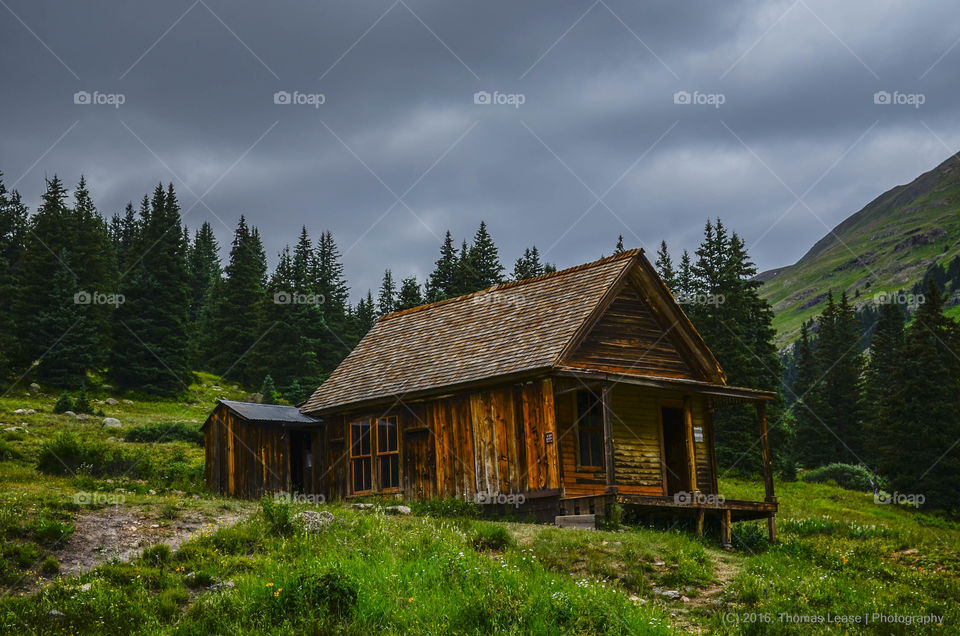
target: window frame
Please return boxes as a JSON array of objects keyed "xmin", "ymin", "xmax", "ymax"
[
  {"xmin": 376, "ymin": 415, "xmax": 400, "ymax": 492},
  {"xmin": 349, "ymin": 414, "xmax": 401, "ymax": 494},
  {"xmin": 349, "ymin": 419, "xmax": 373, "ymax": 494},
  {"xmin": 574, "ymin": 389, "xmax": 605, "ymax": 470}
]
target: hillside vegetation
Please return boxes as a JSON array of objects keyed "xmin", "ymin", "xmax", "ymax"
[
  {"xmin": 759, "ymin": 153, "xmax": 960, "ymax": 344},
  {"xmin": 2, "ymin": 382, "xmax": 959, "ymax": 634}
]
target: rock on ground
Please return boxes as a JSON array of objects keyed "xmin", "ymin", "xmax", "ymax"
[
  {"xmin": 102, "ymin": 417, "xmax": 122, "ymax": 428},
  {"xmin": 294, "ymin": 510, "xmax": 335, "ymax": 533},
  {"xmin": 384, "ymin": 505, "xmax": 412, "ymax": 515}
]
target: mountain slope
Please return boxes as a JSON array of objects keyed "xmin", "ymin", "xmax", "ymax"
[{"xmin": 760, "ymin": 152, "xmax": 960, "ymax": 345}]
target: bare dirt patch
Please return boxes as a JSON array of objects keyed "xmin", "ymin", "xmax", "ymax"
[{"xmin": 53, "ymin": 504, "xmax": 247, "ymax": 578}]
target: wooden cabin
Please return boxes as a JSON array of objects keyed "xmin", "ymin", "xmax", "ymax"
[
  {"xmin": 205, "ymin": 249, "xmax": 778, "ymax": 543},
  {"xmin": 203, "ymin": 400, "xmax": 321, "ymax": 499}
]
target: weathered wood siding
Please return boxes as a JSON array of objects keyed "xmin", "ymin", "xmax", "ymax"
[
  {"xmin": 555, "ymin": 385, "xmax": 715, "ymax": 497},
  {"xmin": 564, "ymin": 283, "xmax": 696, "ymax": 379},
  {"xmin": 204, "ymin": 406, "xmax": 289, "ymax": 499}
]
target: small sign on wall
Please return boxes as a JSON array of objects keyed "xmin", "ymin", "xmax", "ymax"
[
  {"xmin": 545, "ymin": 432, "xmax": 554, "ymax": 444},
  {"xmin": 693, "ymin": 426, "xmax": 704, "ymax": 443}
]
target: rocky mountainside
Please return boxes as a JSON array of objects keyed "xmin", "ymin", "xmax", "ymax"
[{"xmin": 759, "ymin": 152, "xmax": 960, "ymax": 345}]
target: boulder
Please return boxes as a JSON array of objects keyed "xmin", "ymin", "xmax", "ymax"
[
  {"xmin": 384, "ymin": 505, "xmax": 412, "ymax": 515},
  {"xmin": 28, "ymin": 383, "xmax": 41, "ymax": 393},
  {"xmin": 121, "ymin": 399, "xmax": 134, "ymax": 405},
  {"xmin": 349, "ymin": 503, "xmax": 374, "ymax": 511},
  {"xmin": 63, "ymin": 411, "xmax": 76, "ymax": 418},
  {"xmin": 294, "ymin": 510, "xmax": 335, "ymax": 533},
  {"xmin": 105, "ymin": 398, "xmax": 119, "ymax": 406},
  {"xmin": 102, "ymin": 417, "xmax": 122, "ymax": 428},
  {"xmin": 210, "ymin": 580, "xmax": 236, "ymax": 592},
  {"xmin": 76, "ymin": 414, "xmax": 91, "ymax": 421}
]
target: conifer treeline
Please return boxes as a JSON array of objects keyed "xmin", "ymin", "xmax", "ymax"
[
  {"xmin": 785, "ymin": 280, "xmax": 960, "ymax": 511},
  {"xmin": 0, "ymin": 176, "xmax": 553, "ymax": 403}
]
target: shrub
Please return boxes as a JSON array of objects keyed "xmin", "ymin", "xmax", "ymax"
[
  {"xmin": 124, "ymin": 422, "xmax": 203, "ymax": 445},
  {"xmin": 259, "ymin": 497, "xmax": 294, "ymax": 536},
  {"xmin": 0, "ymin": 440, "xmax": 22, "ymax": 462},
  {"xmin": 74, "ymin": 390, "xmax": 92, "ymax": 414},
  {"xmin": 40, "ymin": 555, "xmax": 59, "ymax": 574},
  {"xmin": 53, "ymin": 392, "xmax": 75, "ymax": 414},
  {"xmin": 141, "ymin": 544, "xmax": 171, "ymax": 565},
  {"xmin": 471, "ymin": 522, "xmax": 515, "ymax": 551},
  {"xmin": 37, "ymin": 433, "xmax": 156, "ymax": 480},
  {"xmin": 801, "ymin": 463, "xmax": 877, "ymax": 492},
  {"xmin": 299, "ymin": 569, "xmax": 358, "ymax": 619}
]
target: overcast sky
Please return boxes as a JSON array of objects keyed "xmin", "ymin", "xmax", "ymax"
[{"xmin": 2, "ymin": 0, "xmax": 959, "ymax": 299}]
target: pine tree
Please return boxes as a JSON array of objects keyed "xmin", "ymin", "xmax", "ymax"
[
  {"xmin": 202, "ymin": 216, "xmax": 267, "ymax": 385},
  {"xmin": 881, "ymin": 279, "xmax": 960, "ymax": 511},
  {"xmin": 313, "ymin": 231, "xmax": 354, "ymax": 374},
  {"xmin": 396, "ymin": 276, "xmax": 423, "ymax": 310},
  {"xmin": 654, "ymin": 240, "xmax": 675, "ymax": 290},
  {"xmin": 861, "ymin": 301, "xmax": 905, "ymax": 470},
  {"xmin": 451, "ymin": 240, "xmax": 473, "ymax": 296},
  {"xmin": 614, "ymin": 235, "xmax": 625, "ymax": 254},
  {"xmin": 426, "ymin": 230, "xmax": 458, "ymax": 302},
  {"xmin": 685, "ymin": 221, "xmax": 782, "ymax": 473},
  {"xmin": 260, "ymin": 374, "xmax": 279, "ymax": 404},
  {"xmin": 466, "ymin": 221, "xmax": 504, "ymax": 289},
  {"xmin": 110, "ymin": 184, "xmax": 192, "ymax": 394},
  {"xmin": 512, "ymin": 246, "xmax": 548, "ymax": 281},
  {"xmin": 354, "ymin": 290, "xmax": 377, "ymax": 337},
  {"xmin": 675, "ymin": 250, "xmax": 694, "ymax": 299},
  {"xmin": 187, "ymin": 222, "xmax": 220, "ymax": 324},
  {"xmin": 0, "ymin": 175, "xmax": 28, "ymax": 379},
  {"xmin": 378, "ymin": 269, "xmax": 396, "ymax": 316}
]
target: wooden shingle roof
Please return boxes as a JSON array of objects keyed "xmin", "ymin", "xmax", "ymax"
[{"xmin": 300, "ymin": 249, "xmax": 726, "ymax": 415}]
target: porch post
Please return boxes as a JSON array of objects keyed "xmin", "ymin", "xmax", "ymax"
[
  {"xmin": 682, "ymin": 396, "xmax": 698, "ymax": 493},
  {"xmin": 756, "ymin": 401, "xmax": 775, "ymax": 503},
  {"xmin": 601, "ymin": 382, "xmax": 616, "ymax": 493}
]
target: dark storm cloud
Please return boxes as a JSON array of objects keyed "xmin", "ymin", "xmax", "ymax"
[{"xmin": 2, "ymin": 0, "xmax": 960, "ymax": 297}]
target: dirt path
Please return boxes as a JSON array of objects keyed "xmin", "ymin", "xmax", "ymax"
[
  {"xmin": 52, "ymin": 505, "xmax": 248, "ymax": 579},
  {"xmin": 669, "ymin": 549, "xmax": 742, "ymax": 633}
]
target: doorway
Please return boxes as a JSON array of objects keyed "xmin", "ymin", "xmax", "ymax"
[
  {"xmin": 661, "ymin": 407, "xmax": 689, "ymax": 496},
  {"xmin": 290, "ymin": 431, "xmax": 312, "ymax": 493}
]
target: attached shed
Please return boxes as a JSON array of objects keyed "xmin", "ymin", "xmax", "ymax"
[{"xmin": 203, "ymin": 400, "xmax": 322, "ymax": 498}]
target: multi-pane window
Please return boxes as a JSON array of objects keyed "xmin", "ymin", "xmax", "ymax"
[
  {"xmin": 350, "ymin": 415, "xmax": 400, "ymax": 493},
  {"xmin": 350, "ymin": 419, "xmax": 372, "ymax": 492},
  {"xmin": 377, "ymin": 416, "xmax": 400, "ymax": 490},
  {"xmin": 576, "ymin": 390, "xmax": 604, "ymax": 469}
]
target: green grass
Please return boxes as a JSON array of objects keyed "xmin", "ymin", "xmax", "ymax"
[{"xmin": 1, "ymin": 377, "xmax": 959, "ymax": 633}]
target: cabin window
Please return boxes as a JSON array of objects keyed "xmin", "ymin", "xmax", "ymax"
[
  {"xmin": 377, "ymin": 416, "xmax": 400, "ymax": 490},
  {"xmin": 576, "ymin": 390, "xmax": 604, "ymax": 469},
  {"xmin": 350, "ymin": 419, "xmax": 372, "ymax": 492}
]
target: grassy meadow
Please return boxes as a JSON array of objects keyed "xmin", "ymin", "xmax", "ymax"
[{"xmin": 0, "ymin": 379, "xmax": 958, "ymax": 634}]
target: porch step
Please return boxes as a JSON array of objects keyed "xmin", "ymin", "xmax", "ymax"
[{"xmin": 555, "ymin": 514, "xmax": 597, "ymax": 530}]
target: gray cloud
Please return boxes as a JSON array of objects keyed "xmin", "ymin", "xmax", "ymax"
[{"xmin": 2, "ymin": 0, "xmax": 959, "ymax": 299}]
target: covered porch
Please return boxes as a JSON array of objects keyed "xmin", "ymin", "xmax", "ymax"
[{"xmin": 553, "ymin": 369, "xmax": 779, "ymax": 545}]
